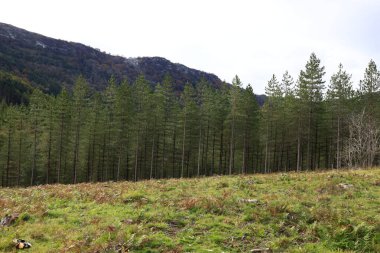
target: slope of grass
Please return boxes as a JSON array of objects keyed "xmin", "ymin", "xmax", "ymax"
[{"xmin": 1, "ymin": 168, "xmax": 380, "ymax": 252}]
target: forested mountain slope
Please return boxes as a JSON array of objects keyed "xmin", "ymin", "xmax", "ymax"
[{"xmin": 0, "ymin": 22, "xmax": 233, "ymax": 100}]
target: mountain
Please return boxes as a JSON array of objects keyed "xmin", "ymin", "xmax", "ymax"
[{"xmin": 0, "ymin": 22, "xmax": 266, "ymax": 105}]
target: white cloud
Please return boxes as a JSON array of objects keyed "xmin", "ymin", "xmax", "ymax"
[{"xmin": 1, "ymin": 0, "xmax": 379, "ymax": 93}]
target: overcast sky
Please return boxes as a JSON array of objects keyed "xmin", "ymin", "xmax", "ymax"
[{"xmin": 2, "ymin": 0, "xmax": 380, "ymax": 94}]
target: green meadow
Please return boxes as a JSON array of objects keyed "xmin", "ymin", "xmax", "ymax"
[{"xmin": 1, "ymin": 168, "xmax": 379, "ymax": 252}]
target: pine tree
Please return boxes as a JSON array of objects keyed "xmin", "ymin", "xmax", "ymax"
[
  {"xmin": 281, "ymin": 71, "xmax": 294, "ymax": 97},
  {"xmin": 196, "ymin": 79, "xmax": 215, "ymax": 176},
  {"xmin": 359, "ymin": 60, "xmax": 380, "ymax": 120},
  {"xmin": 151, "ymin": 84, "xmax": 165, "ymax": 179},
  {"xmin": 299, "ymin": 53, "xmax": 326, "ymax": 103},
  {"xmin": 15, "ymin": 106, "xmax": 26, "ymax": 186},
  {"xmin": 297, "ymin": 53, "xmax": 326, "ymax": 170},
  {"xmin": 359, "ymin": 60, "xmax": 380, "ymax": 94},
  {"xmin": 2, "ymin": 106, "xmax": 15, "ymax": 187},
  {"xmin": 213, "ymin": 83, "xmax": 230, "ymax": 175},
  {"xmin": 228, "ymin": 75, "xmax": 243, "ymax": 174},
  {"xmin": 115, "ymin": 79, "xmax": 132, "ymax": 180},
  {"xmin": 180, "ymin": 83, "xmax": 197, "ymax": 177},
  {"xmin": 240, "ymin": 84, "xmax": 260, "ymax": 174},
  {"xmin": 71, "ymin": 76, "xmax": 89, "ymax": 184},
  {"xmin": 280, "ymin": 71, "xmax": 297, "ymax": 171},
  {"xmin": 132, "ymin": 74, "xmax": 152, "ymax": 181},
  {"xmin": 29, "ymin": 89, "xmax": 47, "ymax": 185},
  {"xmin": 327, "ymin": 63, "xmax": 353, "ymax": 168},
  {"xmin": 55, "ymin": 88, "xmax": 71, "ymax": 183},
  {"xmin": 263, "ymin": 74, "xmax": 282, "ymax": 172},
  {"xmin": 103, "ymin": 76, "xmax": 118, "ymax": 181},
  {"xmin": 44, "ymin": 96, "xmax": 55, "ymax": 184},
  {"xmin": 156, "ymin": 74, "xmax": 176, "ymax": 178}
]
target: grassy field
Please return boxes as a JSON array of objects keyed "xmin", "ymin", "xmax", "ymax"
[{"xmin": 0, "ymin": 168, "xmax": 379, "ymax": 253}]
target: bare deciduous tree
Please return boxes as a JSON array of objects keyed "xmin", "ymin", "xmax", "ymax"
[{"xmin": 343, "ymin": 110, "xmax": 380, "ymax": 168}]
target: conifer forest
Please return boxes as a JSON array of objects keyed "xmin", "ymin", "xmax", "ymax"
[{"xmin": 1, "ymin": 53, "xmax": 380, "ymax": 187}]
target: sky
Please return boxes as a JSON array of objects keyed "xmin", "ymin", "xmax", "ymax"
[{"xmin": 1, "ymin": 0, "xmax": 380, "ymax": 94}]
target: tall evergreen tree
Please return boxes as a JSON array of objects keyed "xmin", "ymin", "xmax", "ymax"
[
  {"xmin": 157, "ymin": 74, "xmax": 176, "ymax": 178},
  {"xmin": 280, "ymin": 71, "xmax": 297, "ymax": 171},
  {"xmin": 228, "ymin": 75, "xmax": 243, "ymax": 174},
  {"xmin": 240, "ymin": 84, "xmax": 260, "ymax": 173},
  {"xmin": 359, "ymin": 60, "xmax": 380, "ymax": 120},
  {"xmin": 180, "ymin": 83, "xmax": 197, "ymax": 177},
  {"xmin": 327, "ymin": 63, "xmax": 353, "ymax": 168},
  {"xmin": 2, "ymin": 106, "xmax": 15, "ymax": 187},
  {"xmin": 132, "ymin": 75, "xmax": 152, "ymax": 181},
  {"xmin": 71, "ymin": 76, "xmax": 89, "ymax": 184},
  {"xmin": 297, "ymin": 53, "xmax": 326, "ymax": 170},
  {"xmin": 28, "ymin": 89, "xmax": 47, "ymax": 185},
  {"xmin": 359, "ymin": 60, "xmax": 380, "ymax": 94},
  {"xmin": 115, "ymin": 79, "xmax": 132, "ymax": 180},
  {"xmin": 55, "ymin": 88, "xmax": 71, "ymax": 183},
  {"xmin": 263, "ymin": 74, "xmax": 282, "ymax": 172}
]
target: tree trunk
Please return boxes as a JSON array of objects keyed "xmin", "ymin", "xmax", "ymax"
[
  {"xmin": 186, "ymin": 148, "xmax": 191, "ymax": 177},
  {"xmin": 73, "ymin": 132, "xmax": 79, "ymax": 184},
  {"xmin": 17, "ymin": 119, "xmax": 23, "ymax": 186},
  {"xmin": 280, "ymin": 131, "xmax": 285, "ymax": 171},
  {"xmin": 101, "ymin": 134, "xmax": 106, "ymax": 182},
  {"xmin": 219, "ymin": 125, "xmax": 224, "ymax": 175},
  {"xmin": 73, "ymin": 113, "xmax": 81, "ymax": 184},
  {"xmin": 336, "ymin": 116, "xmax": 340, "ymax": 168},
  {"xmin": 134, "ymin": 129, "xmax": 139, "ymax": 182},
  {"xmin": 255, "ymin": 148, "xmax": 259, "ymax": 173},
  {"xmin": 306, "ymin": 107, "xmax": 312, "ymax": 170},
  {"xmin": 242, "ymin": 126, "xmax": 247, "ymax": 174},
  {"xmin": 181, "ymin": 112, "xmax": 186, "ymax": 178},
  {"xmin": 6, "ymin": 126, "xmax": 11, "ymax": 187},
  {"xmin": 125, "ymin": 146, "xmax": 129, "ymax": 181},
  {"xmin": 273, "ymin": 123, "xmax": 277, "ymax": 172},
  {"xmin": 204, "ymin": 121, "xmax": 209, "ymax": 175},
  {"xmin": 325, "ymin": 137, "xmax": 329, "ymax": 169},
  {"xmin": 172, "ymin": 126, "xmax": 176, "ymax": 178},
  {"xmin": 229, "ymin": 115, "xmax": 235, "ymax": 175},
  {"xmin": 264, "ymin": 119, "xmax": 269, "ymax": 173},
  {"xmin": 143, "ymin": 126, "xmax": 148, "ymax": 179},
  {"xmin": 117, "ymin": 145, "xmax": 122, "ymax": 181},
  {"xmin": 197, "ymin": 126, "xmax": 202, "ymax": 176},
  {"xmin": 31, "ymin": 118, "xmax": 37, "ymax": 186},
  {"xmin": 285, "ymin": 146, "xmax": 289, "ymax": 172},
  {"xmin": 150, "ymin": 134, "xmax": 155, "ymax": 179},
  {"xmin": 162, "ymin": 118, "xmax": 167, "ymax": 178},
  {"xmin": 313, "ymin": 119, "xmax": 319, "ymax": 170},
  {"xmin": 155, "ymin": 133, "xmax": 160, "ymax": 178},
  {"xmin": 211, "ymin": 130, "xmax": 216, "ymax": 175},
  {"xmin": 296, "ymin": 115, "xmax": 301, "ymax": 172},
  {"xmin": 86, "ymin": 140, "xmax": 91, "ymax": 182},
  {"xmin": 46, "ymin": 109, "xmax": 52, "ymax": 184},
  {"xmin": 57, "ymin": 112, "xmax": 64, "ymax": 184}
]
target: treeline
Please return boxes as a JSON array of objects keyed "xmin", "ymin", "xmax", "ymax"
[
  {"xmin": 0, "ymin": 53, "xmax": 379, "ymax": 186},
  {"xmin": 0, "ymin": 71, "xmax": 32, "ymax": 104}
]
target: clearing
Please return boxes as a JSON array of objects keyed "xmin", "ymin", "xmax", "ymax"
[{"xmin": 1, "ymin": 168, "xmax": 380, "ymax": 252}]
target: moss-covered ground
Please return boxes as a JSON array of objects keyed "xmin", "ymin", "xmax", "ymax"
[{"xmin": 1, "ymin": 168, "xmax": 380, "ymax": 252}]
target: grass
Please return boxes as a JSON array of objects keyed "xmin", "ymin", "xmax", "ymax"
[{"xmin": 1, "ymin": 168, "xmax": 380, "ymax": 252}]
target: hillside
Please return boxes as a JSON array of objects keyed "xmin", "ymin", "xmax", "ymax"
[
  {"xmin": 0, "ymin": 23, "xmax": 222, "ymax": 94},
  {"xmin": 1, "ymin": 168, "xmax": 379, "ymax": 252}
]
